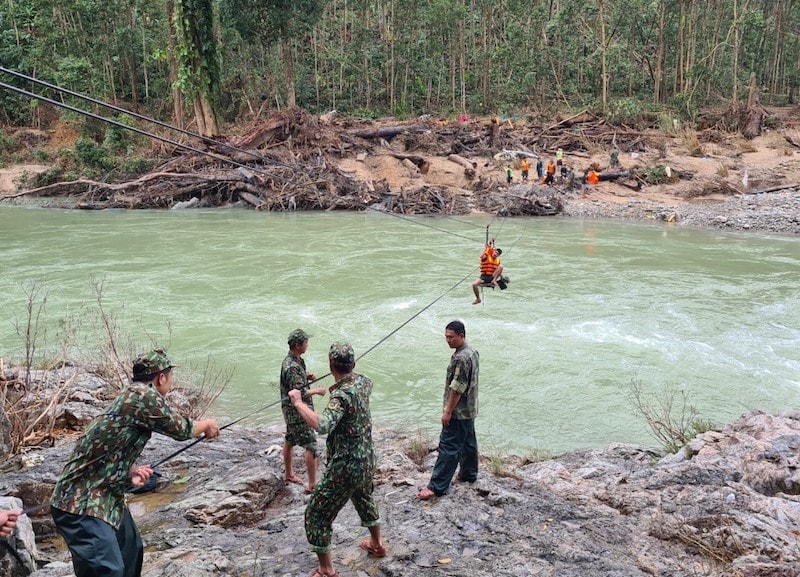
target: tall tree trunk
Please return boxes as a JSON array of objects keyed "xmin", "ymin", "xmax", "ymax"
[
  {"xmin": 654, "ymin": 0, "xmax": 665, "ymax": 104},
  {"xmin": 731, "ymin": 0, "xmax": 739, "ymax": 103},
  {"xmin": 167, "ymin": 0, "xmax": 184, "ymax": 129},
  {"xmin": 280, "ymin": 37, "xmax": 296, "ymax": 108},
  {"xmin": 598, "ymin": 0, "xmax": 608, "ymax": 115}
]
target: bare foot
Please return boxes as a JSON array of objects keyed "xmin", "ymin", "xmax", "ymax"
[
  {"xmin": 284, "ymin": 474, "xmax": 303, "ymax": 485},
  {"xmin": 472, "ymin": 299, "xmax": 481, "ymax": 305},
  {"xmin": 417, "ymin": 487, "xmax": 437, "ymax": 500}
]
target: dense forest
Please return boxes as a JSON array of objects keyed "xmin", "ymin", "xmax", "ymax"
[{"xmin": 0, "ymin": 0, "xmax": 798, "ymax": 133}]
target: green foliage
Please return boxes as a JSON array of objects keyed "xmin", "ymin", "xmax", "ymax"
[
  {"xmin": 38, "ymin": 166, "xmax": 64, "ymax": 187},
  {"xmin": 642, "ymin": 165, "xmax": 669, "ymax": 185},
  {"xmin": 670, "ymin": 92, "xmax": 697, "ymax": 123},
  {"xmin": 0, "ymin": 133, "xmax": 21, "ymax": 156},
  {"xmin": 606, "ymin": 98, "xmax": 648, "ymax": 126},
  {"xmin": 103, "ymin": 122, "xmax": 133, "ymax": 155},
  {"xmin": 75, "ymin": 137, "xmax": 112, "ymax": 171},
  {"xmin": 1, "ymin": 0, "xmax": 800, "ymax": 126},
  {"xmin": 31, "ymin": 149, "xmax": 51, "ymax": 162},
  {"xmin": 117, "ymin": 156, "xmax": 156, "ymax": 177}
]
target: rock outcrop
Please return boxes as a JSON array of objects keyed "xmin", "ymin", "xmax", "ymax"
[{"xmin": 2, "ymin": 369, "xmax": 800, "ymax": 577}]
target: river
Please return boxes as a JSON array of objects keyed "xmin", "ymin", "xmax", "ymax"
[{"xmin": 1, "ymin": 206, "xmax": 798, "ymax": 454}]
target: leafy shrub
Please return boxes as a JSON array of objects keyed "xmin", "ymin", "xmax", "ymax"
[
  {"xmin": 606, "ymin": 97, "xmax": 647, "ymax": 125},
  {"xmin": 103, "ymin": 119, "xmax": 134, "ymax": 154},
  {"xmin": 75, "ymin": 137, "xmax": 111, "ymax": 171},
  {"xmin": 117, "ymin": 157, "xmax": 156, "ymax": 177},
  {"xmin": 31, "ymin": 149, "xmax": 51, "ymax": 162},
  {"xmin": 38, "ymin": 166, "xmax": 64, "ymax": 187}
]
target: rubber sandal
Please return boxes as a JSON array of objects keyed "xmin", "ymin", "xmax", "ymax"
[{"xmin": 359, "ymin": 538, "xmax": 387, "ymax": 558}]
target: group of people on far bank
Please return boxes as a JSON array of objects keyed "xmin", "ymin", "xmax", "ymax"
[
  {"xmin": 1, "ymin": 320, "xmax": 480, "ymax": 577},
  {"xmin": 505, "ymin": 147, "xmax": 603, "ymax": 189}
]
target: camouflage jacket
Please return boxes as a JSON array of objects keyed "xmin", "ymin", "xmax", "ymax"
[
  {"xmin": 317, "ymin": 373, "xmax": 376, "ymax": 478},
  {"xmin": 50, "ymin": 383, "xmax": 194, "ymax": 528},
  {"xmin": 280, "ymin": 353, "xmax": 314, "ymax": 424},
  {"xmin": 444, "ymin": 342, "xmax": 480, "ymax": 420}
]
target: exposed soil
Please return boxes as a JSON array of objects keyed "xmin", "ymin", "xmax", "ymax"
[{"xmin": 2, "ymin": 107, "xmax": 799, "ymax": 234}]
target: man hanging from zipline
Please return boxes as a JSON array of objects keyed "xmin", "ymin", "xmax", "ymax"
[{"xmin": 472, "ymin": 237, "xmax": 507, "ymax": 304}]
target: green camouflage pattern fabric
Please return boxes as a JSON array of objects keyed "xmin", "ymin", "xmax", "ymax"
[
  {"xmin": 444, "ymin": 343, "xmax": 480, "ymax": 420},
  {"xmin": 132, "ymin": 348, "xmax": 173, "ymax": 378},
  {"xmin": 280, "ymin": 353, "xmax": 317, "ymax": 449},
  {"xmin": 305, "ymin": 372, "xmax": 379, "ymax": 552},
  {"xmin": 50, "ymin": 383, "xmax": 194, "ymax": 528},
  {"xmin": 288, "ymin": 328, "xmax": 311, "ymax": 347},
  {"xmin": 328, "ymin": 341, "xmax": 355, "ymax": 364}
]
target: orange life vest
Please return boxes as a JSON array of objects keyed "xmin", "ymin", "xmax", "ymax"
[
  {"xmin": 480, "ymin": 248, "xmax": 500, "ymax": 276},
  {"xmin": 587, "ymin": 170, "xmax": 600, "ymax": 185}
]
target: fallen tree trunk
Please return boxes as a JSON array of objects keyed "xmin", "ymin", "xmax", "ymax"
[
  {"xmin": 745, "ymin": 183, "xmax": 799, "ymax": 195},
  {"xmin": 345, "ymin": 125, "xmax": 428, "ymax": 141},
  {"xmin": 448, "ymin": 154, "xmax": 477, "ymax": 179}
]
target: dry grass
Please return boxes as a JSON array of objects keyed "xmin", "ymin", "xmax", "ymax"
[
  {"xmin": 735, "ymin": 137, "xmax": 758, "ymax": 153},
  {"xmin": 649, "ymin": 513, "xmax": 747, "ymax": 567},
  {"xmin": 763, "ymin": 131, "xmax": 787, "ymax": 149},
  {"xmin": 679, "ymin": 129, "xmax": 705, "ymax": 157},
  {"xmin": 2, "ymin": 278, "xmax": 230, "ymax": 458},
  {"xmin": 404, "ymin": 435, "xmax": 431, "ymax": 469},
  {"xmin": 627, "ymin": 380, "xmax": 716, "ymax": 453}
]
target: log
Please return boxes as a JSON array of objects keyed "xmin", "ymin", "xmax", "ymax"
[
  {"xmin": 388, "ymin": 152, "xmax": 426, "ymax": 168},
  {"xmin": 402, "ymin": 158, "xmax": 420, "ymax": 177},
  {"xmin": 448, "ymin": 154, "xmax": 476, "ymax": 170},
  {"xmin": 239, "ymin": 191, "xmax": 263, "ymax": 207},
  {"xmin": 744, "ymin": 183, "xmax": 800, "ymax": 195},
  {"xmin": 597, "ymin": 171, "xmax": 631, "ymax": 182},
  {"xmin": 448, "ymin": 154, "xmax": 476, "ymax": 179},
  {"xmin": 345, "ymin": 125, "xmax": 428, "ymax": 141}
]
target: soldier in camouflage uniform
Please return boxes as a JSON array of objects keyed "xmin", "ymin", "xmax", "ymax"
[
  {"xmin": 281, "ymin": 328, "xmax": 326, "ymax": 492},
  {"xmin": 417, "ymin": 320, "xmax": 480, "ymax": 500},
  {"xmin": 50, "ymin": 349, "xmax": 220, "ymax": 577},
  {"xmin": 289, "ymin": 342, "xmax": 385, "ymax": 577}
]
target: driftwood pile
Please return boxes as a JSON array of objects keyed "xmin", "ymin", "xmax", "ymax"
[{"xmin": 1, "ymin": 98, "xmax": 777, "ymax": 214}]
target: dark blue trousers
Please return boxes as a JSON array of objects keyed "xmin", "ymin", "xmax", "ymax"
[
  {"xmin": 427, "ymin": 418, "xmax": 478, "ymax": 496},
  {"xmin": 51, "ymin": 506, "xmax": 143, "ymax": 577}
]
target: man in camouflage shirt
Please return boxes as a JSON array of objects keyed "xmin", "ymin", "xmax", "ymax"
[
  {"xmin": 280, "ymin": 328, "xmax": 325, "ymax": 492},
  {"xmin": 289, "ymin": 342, "xmax": 385, "ymax": 577},
  {"xmin": 50, "ymin": 349, "xmax": 220, "ymax": 577},
  {"xmin": 417, "ymin": 320, "xmax": 480, "ymax": 500}
]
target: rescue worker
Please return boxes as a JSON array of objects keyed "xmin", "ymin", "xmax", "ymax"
[
  {"xmin": 50, "ymin": 348, "xmax": 220, "ymax": 577},
  {"xmin": 289, "ymin": 342, "xmax": 385, "ymax": 577},
  {"xmin": 472, "ymin": 239, "xmax": 504, "ymax": 305}
]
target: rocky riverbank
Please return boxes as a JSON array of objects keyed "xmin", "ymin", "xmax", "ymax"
[
  {"xmin": 562, "ymin": 187, "xmax": 800, "ymax": 236},
  {"xmin": 2, "ymin": 368, "xmax": 800, "ymax": 577}
]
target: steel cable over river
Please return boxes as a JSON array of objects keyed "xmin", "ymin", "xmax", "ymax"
[{"xmin": 0, "ymin": 207, "xmax": 798, "ymax": 453}]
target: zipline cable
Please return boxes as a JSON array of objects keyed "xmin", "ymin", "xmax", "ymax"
[
  {"xmin": 368, "ymin": 207, "xmax": 484, "ymax": 243},
  {"xmin": 151, "ymin": 264, "xmax": 478, "ymax": 468},
  {"xmin": 0, "ymin": 66, "xmax": 280, "ymax": 168},
  {"xmin": 150, "ymin": 396, "xmax": 284, "ymax": 468},
  {"xmin": 0, "ymin": 80, "xmax": 306, "ymax": 190}
]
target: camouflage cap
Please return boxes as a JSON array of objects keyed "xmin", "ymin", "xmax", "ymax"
[
  {"xmin": 328, "ymin": 341, "xmax": 355, "ymax": 364},
  {"xmin": 132, "ymin": 348, "xmax": 174, "ymax": 378},
  {"xmin": 288, "ymin": 328, "xmax": 311, "ymax": 347}
]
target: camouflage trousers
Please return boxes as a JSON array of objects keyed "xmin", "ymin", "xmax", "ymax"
[{"xmin": 305, "ymin": 463, "xmax": 380, "ymax": 553}]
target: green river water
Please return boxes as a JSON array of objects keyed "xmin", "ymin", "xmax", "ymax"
[{"xmin": 1, "ymin": 206, "xmax": 798, "ymax": 454}]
